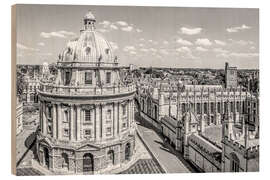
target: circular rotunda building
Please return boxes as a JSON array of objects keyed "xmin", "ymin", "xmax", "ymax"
[{"xmin": 37, "ymin": 11, "xmax": 136, "ymax": 174}]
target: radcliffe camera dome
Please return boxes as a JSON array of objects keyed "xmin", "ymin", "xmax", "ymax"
[{"xmin": 59, "ymin": 11, "xmax": 115, "ymax": 64}]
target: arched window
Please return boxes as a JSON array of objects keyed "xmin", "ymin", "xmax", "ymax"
[
  {"xmin": 61, "ymin": 153, "xmax": 69, "ymax": 171},
  {"xmin": 85, "ymin": 47, "xmax": 91, "ymax": 55},
  {"xmin": 230, "ymin": 153, "xmax": 240, "ymax": 172},
  {"xmin": 125, "ymin": 143, "xmax": 131, "ymax": 160},
  {"xmin": 107, "ymin": 150, "xmax": 114, "ymax": 165},
  {"xmin": 196, "ymin": 103, "xmax": 201, "ymax": 114},
  {"xmin": 83, "ymin": 153, "xmax": 94, "ymax": 172}
]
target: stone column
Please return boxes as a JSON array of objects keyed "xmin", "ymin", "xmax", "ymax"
[
  {"xmin": 57, "ymin": 103, "xmax": 62, "ymax": 140},
  {"xmin": 95, "ymin": 104, "xmax": 100, "ymax": 141},
  {"xmin": 52, "ymin": 103, "xmax": 57, "ymax": 138},
  {"xmin": 76, "ymin": 105, "xmax": 81, "ymax": 141},
  {"xmin": 70, "ymin": 104, "xmax": 75, "ymax": 141},
  {"xmin": 42, "ymin": 102, "xmax": 47, "ymax": 135}
]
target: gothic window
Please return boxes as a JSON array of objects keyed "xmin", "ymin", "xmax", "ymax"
[
  {"xmin": 242, "ymin": 101, "xmax": 245, "ymax": 114},
  {"xmin": 230, "ymin": 153, "xmax": 240, "ymax": 172},
  {"xmin": 204, "ymin": 102, "xmax": 208, "ymax": 114},
  {"xmin": 224, "ymin": 102, "xmax": 228, "ymax": 113},
  {"xmin": 217, "ymin": 102, "xmax": 221, "ymax": 113},
  {"xmin": 230, "ymin": 102, "xmax": 234, "ymax": 113},
  {"xmin": 154, "ymin": 105, "xmax": 158, "ymax": 119},
  {"xmin": 106, "ymin": 72, "xmax": 111, "ymax": 84},
  {"xmin": 85, "ymin": 72, "xmax": 93, "ymax": 85},
  {"xmin": 107, "ymin": 150, "xmax": 114, "ymax": 165},
  {"xmin": 196, "ymin": 103, "xmax": 201, "ymax": 114},
  {"xmin": 236, "ymin": 102, "xmax": 240, "ymax": 112},
  {"xmin": 210, "ymin": 102, "xmax": 214, "ymax": 114},
  {"xmin": 85, "ymin": 110, "xmax": 91, "ymax": 122},
  {"xmin": 182, "ymin": 103, "xmax": 186, "ymax": 114}
]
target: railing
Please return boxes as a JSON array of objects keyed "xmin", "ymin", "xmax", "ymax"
[
  {"xmin": 39, "ymin": 82, "xmax": 136, "ymax": 96},
  {"xmin": 57, "ymin": 61, "xmax": 119, "ymax": 68}
]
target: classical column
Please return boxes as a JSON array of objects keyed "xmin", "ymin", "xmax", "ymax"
[
  {"xmin": 100, "ymin": 103, "xmax": 104, "ymax": 140},
  {"xmin": 52, "ymin": 103, "xmax": 57, "ymax": 138},
  {"xmin": 57, "ymin": 103, "xmax": 62, "ymax": 139},
  {"xmin": 70, "ymin": 104, "xmax": 75, "ymax": 141},
  {"xmin": 76, "ymin": 105, "xmax": 81, "ymax": 141},
  {"xmin": 42, "ymin": 102, "xmax": 47, "ymax": 135},
  {"xmin": 95, "ymin": 104, "xmax": 100, "ymax": 141}
]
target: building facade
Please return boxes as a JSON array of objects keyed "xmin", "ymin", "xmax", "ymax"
[
  {"xmin": 225, "ymin": 62, "xmax": 238, "ymax": 89},
  {"xmin": 37, "ymin": 12, "xmax": 136, "ymax": 174},
  {"xmin": 16, "ymin": 97, "xmax": 23, "ymax": 135}
]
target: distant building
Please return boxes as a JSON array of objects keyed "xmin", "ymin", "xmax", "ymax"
[
  {"xmin": 225, "ymin": 62, "xmax": 237, "ymax": 89},
  {"xmin": 16, "ymin": 97, "xmax": 23, "ymax": 135},
  {"xmin": 22, "ymin": 75, "xmax": 40, "ymax": 104},
  {"xmin": 136, "ymin": 77, "xmax": 259, "ymax": 172}
]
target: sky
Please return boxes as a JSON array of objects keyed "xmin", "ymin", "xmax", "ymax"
[{"xmin": 16, "ymin": 4, "xmax": 259, "ymax": 69}]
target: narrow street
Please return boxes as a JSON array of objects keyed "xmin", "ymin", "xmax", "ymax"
[{"xmin": 135, "ymin": 113, "xmax": 196, "ymax": 173}]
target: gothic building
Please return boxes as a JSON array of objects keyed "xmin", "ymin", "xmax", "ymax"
[
  {"xmin": 225, "ymin": 62, "xmax": 238, "ymax": 89},
  {"xmin": 37, "ymin": 12, "xmax": 136, "ymax": 174}
]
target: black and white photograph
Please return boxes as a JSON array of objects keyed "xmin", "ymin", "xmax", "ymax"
[{"xmin": 12, "ymin": 4, "xmax": 259, "ymax": 176}]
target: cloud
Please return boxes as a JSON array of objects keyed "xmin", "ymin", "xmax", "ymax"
[
  {"xmin": 214, "ymin": 40, "xmax": 226, "ymax": 46},
  {"xmin": 99, "ymin": 20, "xmax": 111, "ymax": 27},
  {"xmin": 40, "ymin": 30, "xmax": 75, "ymax": 38},
  {"xmin": 116, "ymin": 21, "xmax": 128, "ymax": 26},
  {"xmin": 129, "ymin": 51, "xmax": 137, "ymax": 55},
  {"xmin": 226, "ymin": 24, "xmax": 251, "ymax": 33},
  {"xmin": 250, "ymin": 46, "xmax": 256, "ymax": 50},
  {"xmin": 217, "ymin": 51, "xmax": 258, "ymax": 58},
  {"xmin": 196, "ymin": 46, "xmax": 208, "ymax": 52},
  {"xmin": 180, "ymin": 27, "xmax": 202, "ymax": 35},
  {"xmin": 176, "ymin": 38, "xmax": 193, "ymax": 46},
  {"xmin": 110, "ymin": 24, "xmax": 118, "ymax": 30},
  {"xmin": 121, "ymin": 26, "xmax": 133, "ymax": 32},
  {"xmin": 160, "ymin": 49, "xmax": 169, "ymax": 55},
  {"xmin": 149, "ymin": 48, "xmax": 157, "ymax": 53},
  {"xmin": 213, "ymin": 48, "xmax": 229, "ymax": 54},
  {"xmin": 140, "ymin": 48, "xmax": 149, "ymax": 52},
  {"xmin": 136, "ymin": 28, "xmax": 143, "ymax": 33},
  {"xmin": 37, "ymin": 42, "xmax": 45, "ymax": 46},
  {"xmin": 123, "ymin": 46, "xmax": 136, "ymax": 52},
  {"xmin": 17, "ymin": 43, "xmax": 39, "ymax": 52},
  {"xmin": 195, "ymin": 38, "xmax": 212, "ymax": 46},
  {"xmin": 97, "ymin": 29, "xmax": 109, "ymax": 33},
  {"xmin": 176, "ymin": 46, "xmax": 198, "ymax": 59},
  {"xmin": 163, "ymin": 41, "xmax": 169, "ymax": 45},
  {"xmin": 139, "ymin": 43, "xmax": 144, "ymax": 47}
]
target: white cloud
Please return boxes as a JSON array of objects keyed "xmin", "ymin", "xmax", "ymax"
[
  {"xmin": 123, "ymin": 46, "xmax": 136, "ymax": 52},
  {"xmin": 230, "ymin": 52, "xmax": 259, "ymax": 58},
  {"xmin": 149, "ymin": 48, "xmax": 157, "ymax": 53},
  {"xmin": 97, "ymin": 29, "xmax": 109, "ymax": 33},
  {"xmin": 136, "ymin": 28, "xmax": 142, "ymax": 33},
  {"xmin": 37, "ymin": 42, "xmax": 45, "ymax": 46},
  {"xmin": 17, "ymin": 43, "xmax": 39, "ymax": 52},
  {"xmin": 195, "ymin": 38, "xmax": 212, "ymax": 46},
  {"xmin": 139, "ymin": 43, "xmax": 144, "ymax": 47},
  {"xmin": 180, "ymin": 27, "xmax": 202, "ymax": 35},
  {"xmin": 176, "ymin": 46, "xmax": 197, "ymax": 59},
  {"xmin": 121, "ymin": 26, "xmax": 133, "ymax": 32},
  {"xmin": 213, "ymin": 48, "xmax": 229, "ymax": 54},
  {"xmin": 214, "ymin": 40, "xmax": 226, "ymax": 46},
  {"xmin": 140, "ymin": 48, "xmax": 149, "ymax": 52},
  {"xmin": 250, "ymin": 46, "xmax": 256, "ymax": 50},
  {"xmin": 196, "ymin": 46, "xmax": 208, "ymax": 52},
  {"xmin": 110, "ymin": 24, "xmax": 118, "ymax": 30},
  {"xmin": 176, "ymin": 38, "xmax": 193, "ymax": 46},
  {"xmin": 116, "ymin": 21, "xmax": 128, "ymax": 26},
  {"xmin": 40, "ymin": 30, "xmax": 75, "ymax": 38},
  {"xmin": 129, "ymin": 51, "xmax": 137, "ymax": 55},
  {"xmin": 163, "ymin": 41, "xmax": 169, "ymax": 45},
  {"xmin": 99, "ymin": 20, "xmax": 111, "ymax": 27},
  {"xmin": 226, "ymin": 24, "xmax": 251, "ymax": 33},
  {"xmin": 160, "ymin": 49, "xmax": 169, "ymax": 55}
]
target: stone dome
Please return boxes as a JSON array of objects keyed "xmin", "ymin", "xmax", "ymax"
[{"xmin": 59, "ymin": 12, "xmax": 115, "ymax": 64}]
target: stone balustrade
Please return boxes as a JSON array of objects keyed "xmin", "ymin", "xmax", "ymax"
[{"xmin": 39, "ymin": 82, "xmax": 136, "ymax": 97}]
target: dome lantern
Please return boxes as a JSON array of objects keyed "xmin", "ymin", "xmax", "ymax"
[{"xmin": 83, "ymin": 11, "xmax": 96, "ymax": 31}]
